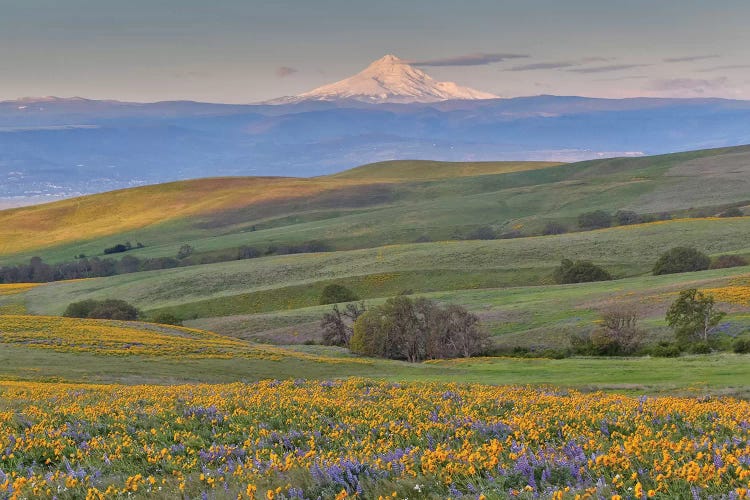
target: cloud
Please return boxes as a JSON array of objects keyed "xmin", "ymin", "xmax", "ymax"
[
  {"xmin": 410, "ymin": 53, "xmax": 528, "ymax": 67},
  {"xmin": 508, "ymin": 61, "xmax": 577, "ymax": 71},
  {"xmin": 663, "ymin": 54, "xmax": 720, "ymax": 63},
  {"xmin": 648, "ymin": 77, "xmax": 730, "ymax": 95},
  {"xmin": 697, "ymin": 64, "xmax": 750, "ymax": 73},
  {"xmin": 567, "ymin": 64, "xmax": 649, "ymax": 74},
  {"xmin": 275, "ymin": 66, "xmax": 298, "ymax": 78},
  {"xmin": 506, "ymin": 56, "xmax": 615, "ymax": 72}
]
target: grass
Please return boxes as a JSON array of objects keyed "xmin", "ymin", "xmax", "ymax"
[
  {"xmin": 1, "ymin": 145, "xmax": 748, "ymax": 265},
  {"xmin": 185, "ymin": 266, "xmax": 750, "ymax": 350},
  {"xmin": 21, "ymin": 217, "xmax": 750, "ymax": 317},
  {"xmin": 327, "ymin": 159, "xmax": 563, "ymax": 181},
  {"xmin": 1, "ymin": 340, "xmax": 750, "ymax": 397}
]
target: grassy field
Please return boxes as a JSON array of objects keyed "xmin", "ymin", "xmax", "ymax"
[
  {"xmin": 1, "ymin": 145, "xmax": 748, "ymax": 265},
  {"xmin": 183, "ymin": 266, "xmax": 750, "ymax": 351},
  {"xmin": 20, "ymin": 216, "xmax": 750, "ymax": 318},
  {"xmin": 0, "ymin": 313, "xmax": 748, "ymax": 397}
]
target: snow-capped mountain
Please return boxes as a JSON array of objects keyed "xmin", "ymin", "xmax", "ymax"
[{"xmin": 275, "ymin": 54, "xmax": 499, "ymax": 104}]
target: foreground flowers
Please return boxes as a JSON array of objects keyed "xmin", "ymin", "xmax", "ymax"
[{"xmin": 0, "ymin": 380, "xmax": 748, "ymax": 499}]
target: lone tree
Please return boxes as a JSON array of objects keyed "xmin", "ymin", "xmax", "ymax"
[
  {"xmin": 320, "ymin": 302, "xmax": 366, "ymax": 347},
  {"xmin": 666, "ymin": 289, "xmax": 725, "ymax": 344},
  {"xmin": 177, "ymin": 244, "xmax": 194, "ymax": 260},
  {"xmin": 553, "ymin": 259, "xmax": 612, "ymax": 284},
  {"xmin": 653, "ymin": 247, "xmax": 710, "ymax": 275},
  {"xmin": 590, "ymin": 304, "xmax": 644, "ymax": 355}
]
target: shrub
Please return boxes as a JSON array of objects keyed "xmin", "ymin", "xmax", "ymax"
[
  {"xmin": 687, "ymin": 342, "xmax": 712, "ymax": 354},
  {"xmin": 577, "ymin": 210, "xmax": 611, "ymax": 230},
  {"xmin": 319, "ymin": 284, "xmax": 359, "ymax": 305},
  {"xmin": 414, "ymin": 235, "xmax": 433, "ymax": 243},
  {"xmin": 65, "ymin": 299, "xmax": 139, "ymax": 321},
  {"xmin": 650, "ymin": 342, "xmax": 682, "ymax": 358},
  {"xmin": 466, "ymin": 226, "xmax": 496, "ymax": 240},
  {"xmin": 719, "ymin": 207, "xmax": 744, "ymax": 218},
  {"xmin": 652, "ymin": 247, "xmax": 710, "ymax": 275},
  {"xmin": 553, "ymin": 259, "xmax": 612, "ymax": 284},
  {"xmin": 614, "ymin": 210, "xmax": 643, "ymax": 226},
  {"xmin": 238, "ymin": 245, "xmax": 262, "ymax": 259},
  {"xmin": 541, "ymin": 222, "xmax": 567, "ymax": 236},
  {"xmin": 733, "ymin": 338, "xmax": 750, "ymax": 354},
  {"xmin": 710, "ymin": 254, "xmax": 748, "ymax": 269},
  {"xmin": 63, "ymin": 299, "xmax": 99, "ymax": 318},
  {"xmin": 150, "ymin": 312, "xmax": 182, "ymax": 326},
  {"xmin": 103, "ymin": 242, "xmax": 132, "ymax": 255},
  {"xmin": 176, "ymin": 244, "xmax": 194, "ymax": 260}
]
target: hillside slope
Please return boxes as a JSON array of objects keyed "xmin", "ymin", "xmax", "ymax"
[{"xmin": 1, "ymin": 145, "xmax": 749, "ymax": 267}]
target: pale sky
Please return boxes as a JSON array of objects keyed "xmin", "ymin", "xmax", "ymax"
[{"xmin": 1, "ymin": 0, "xmax": 749, "ymax": 103}]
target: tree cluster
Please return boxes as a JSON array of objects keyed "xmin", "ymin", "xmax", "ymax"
[
  {"xmin": 349, "ymin": 296, "xmax": 489, "ymax": 362},
  {"xmin": 553, "ymin": 259, "xmax": 612, "ymax": 284},
  {"xmin": 653, "ymin": 247, "xmax": 710, "ymax": 275},
  {"xmin": 577, "ymin": 210, "xmax": 671, "ymax": 231},
  {"xmin": 103, "ymin": 241, "xmax": 143, "ymax": 255},
  {"xmin": 64, "ymin": 299, "xmax": 140, "ymax": 321}
]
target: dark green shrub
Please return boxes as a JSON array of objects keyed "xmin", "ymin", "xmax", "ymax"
[
  {"xmin": 65, "ymin": 299, "xmax": 139, "ymax": 321},
  {"xmin": 719, "ymin": 207, "xmax": 744, "ymax": 218},
  {"xmin": 710, "ymin": 254, "xmax": 748, "ymax": 269},
  {"xmin": 319, "ymin": 284, "xmax": 359, "ymax": 305},
  {"xmin": 176, "ymin": 244, "xmax": 194, "ymax": 260},
  {"xmin": 553, "ymin": 259, "xmax": 612, "ymax": 284},
  {"xmin": 578, "ymin": 210, "xmax": 611, "ymax": 230},
  {"xmin": 151, "ymin": 312, "xmax": 182, "ymax": 326},
  {"xmin": 650, "ymin": 342, "xmax": 682, "ymax": 358},
  {"xmin": 103, "ymin": 242, "xmax": 132, "ymax": 255},
  {"xmin": 539, "ymin": 348, "xmax": 570, "ymax": 359},
  {"xmin": 614, "ymin": 210, "xmax": 642, "ymax": 226},
  {"xmin": 733, "ymin": 338, "xmax": 750, "ymax": 354},
  {"xmin": 687, "ymin": 341, "xmax": 712, "ymax": 354},
  {"xmin": 653, "ymin": 247, "xmax": 710, "ymax": 275},
  {"xmin": 63, "ymin": 299, "xmax": 99, "ymax": 318}
]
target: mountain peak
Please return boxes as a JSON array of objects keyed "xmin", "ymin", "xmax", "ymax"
[
  {"xmin": 368, "ymin": 54, "xmax": 404, "ymax": 66},
  {"xmin": 279, "ymin": 54, "xmax": 498, "ymax": 104}
]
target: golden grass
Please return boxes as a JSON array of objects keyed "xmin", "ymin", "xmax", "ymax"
[
  {"xmin": 0, "ymin": 283, "xmax": 43, "ymax": 296},
  {"xmin": 0, "ymin": 176, "xmax": 368, "ymax": 256},
  {"xmin": 0, "ymin": 314, "xmax": 371, "ymax": 364}
]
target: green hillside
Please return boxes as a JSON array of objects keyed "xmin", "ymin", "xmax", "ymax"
[
  {"xmin": 2, "ymin": 145, "xmax": 749, "ymax": 266},
  {"xmin": 22, "ymin": 216, "xmax": 750, "ymax": 317}
]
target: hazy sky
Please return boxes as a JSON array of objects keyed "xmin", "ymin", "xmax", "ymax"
[{"xmin": 2, "ymin": 0, "xmax": 749, "ymax": 103}]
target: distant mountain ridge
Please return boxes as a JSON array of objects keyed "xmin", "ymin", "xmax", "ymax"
[
  {"xmin": 271, "ymin": 54, "xmax": 498, "ymax": 104},
  {"xmin": 1, "ymin": 91, "xmax": 749, "ymax": 201}
]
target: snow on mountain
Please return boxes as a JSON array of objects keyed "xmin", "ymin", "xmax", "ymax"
[{"xmin": 274, "ymin": 54, "xmax": 498, "ymax": 104}]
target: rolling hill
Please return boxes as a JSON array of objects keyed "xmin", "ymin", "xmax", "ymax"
[{"xmin": 1, "ymin": 145, "xmax": 748, "ymax": 265}]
